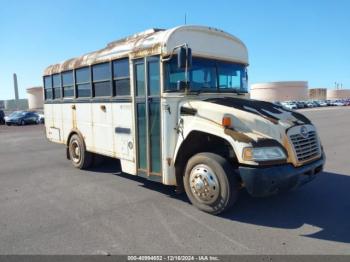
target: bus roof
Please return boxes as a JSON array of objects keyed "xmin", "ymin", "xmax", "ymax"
[{"xmin": 43, "ymin": 25, "xmax": 248, "ymax": 75}]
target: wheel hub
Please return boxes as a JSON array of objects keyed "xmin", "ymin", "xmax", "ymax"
[
  {"xmin": 189, "ymin": 164, "xmax": 220, "ymax": 204},
  {"xmin": 71, "ymin": 140, "xmax": 81, "ymax": 163},
  {"xmin": 75, "ymin": 147, "xmax": 80, "ymax": 157},
  {"xmin": 194, "ymin": 179, "xmax": 205, "ymax": 191}
]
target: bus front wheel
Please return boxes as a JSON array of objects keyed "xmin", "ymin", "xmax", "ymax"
[
  {"xmin": 183, "ymin": 152, "xmax": 239, "ymax": 215},
  {"xmin": 68, "ymin": 134, "xmax": 93, "ymax": 169}
]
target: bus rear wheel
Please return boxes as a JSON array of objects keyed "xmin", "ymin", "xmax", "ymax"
[
  {"xmin": 183, "ymin": 152, "xmax": 239, "ymax": 215},
  {"xmin": 68, "ymin": 134, "xmax": 92, "ymax": 169}
]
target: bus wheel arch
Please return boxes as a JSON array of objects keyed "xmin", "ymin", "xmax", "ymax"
[
  {"xmin": 66, "ymin": 129, "xmax": 86, "ymax": 154},
  {"xmin": 174, "ymin": 131, "xmax": 239, "ymax": 192},
  {"xmin": 66, "ymin": 130, "xmax": 93, "ymax": 169}
]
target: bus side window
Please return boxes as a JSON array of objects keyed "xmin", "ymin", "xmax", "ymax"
[
  {"xmin": 113, "ymin": 58, "xmax": 130, "ymax": 96},
  {"xmin": 75, "ymin": 67, "xmax": 91, "ymax": 98},
  {"xmin": 52, "ymin": 74, "xmax": 61, "ymax": 99},
  {"xmin": 44, "ymin": 75, "xmax": 53, "ymax": 100},
  {"xmin": 62, "ymin": 71, "xmax": 74, "ymax": 98},
  {"xmin": 92, "ymin": 63, "xmax": 111, "ymax": 97}
]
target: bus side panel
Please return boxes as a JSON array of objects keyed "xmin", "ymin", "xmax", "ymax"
[
  {"xmin": 161, "ymin": 98, "xmax": 179, "ymax": 186},
  {"xmin": 91, "ymin": 103, "xmax": 113, "ymax": 156},
  {"xmin": 112, "ymin": 102, "xmax": 136, "ymax": 175},
  {"xmin": 52, "ymin": 103, "xmax": 63, "ymax": 143},
  {"xmin": 44, "ymin": 103, "xmax": 54, "ymax": 140},
  {"xmin": 44, "ymin": 103, "xmax": 63, "ymax": 143},
  {"xmin": 75, "ymin": 103, "xmax": 93, "ymax": 151},
  {"xmin": 61, "ymin": 103, "xmax": 74, "ymax": 144}
]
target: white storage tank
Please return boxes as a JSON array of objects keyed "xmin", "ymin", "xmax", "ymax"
[
  {"xmin": 250, "ymin": 81, "xmax": 308, "ymax": 102},
  {"xmin": 327, "ymin": 89, "xmax": 350, "ymax": 100},
  {"xmin": 27, "ymin": 86, "xmax": 44, "ymax": 109}
]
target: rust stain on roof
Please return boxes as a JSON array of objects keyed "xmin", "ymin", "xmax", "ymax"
[
  {"xmin": 43, "ymin": 25, "xmax": 249, "ymax": 76},
  {"xmin": 44, "ymin": 29, "xmax": 165, "ymax": 75}
]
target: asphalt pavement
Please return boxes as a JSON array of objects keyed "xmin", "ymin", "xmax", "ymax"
[{"xmin": 0, "ymin": 107, "xmax": 349, "ymax": 254}]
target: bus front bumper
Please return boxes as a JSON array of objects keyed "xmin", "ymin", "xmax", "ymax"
[{"xmin": 238, "ymin": 154, "xmax": 325, "ymax": 197}]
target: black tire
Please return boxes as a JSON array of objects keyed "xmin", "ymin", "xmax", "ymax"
[
  {"xmin": 183, "ymin": 152, "xmax": 239, "ymax": 215},
  {"xmin": 68, "ymin": 134, "xmax": 93, "ymax": 169}
]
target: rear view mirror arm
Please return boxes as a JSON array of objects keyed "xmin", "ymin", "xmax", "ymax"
[{"xmin": 161, "ymin": 43, "xmax": 189, "ymax": 62}]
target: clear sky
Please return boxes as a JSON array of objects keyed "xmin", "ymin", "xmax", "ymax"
[{"xmin": 0, "ymin": 0, "xmax": 349, "ymax": 100}]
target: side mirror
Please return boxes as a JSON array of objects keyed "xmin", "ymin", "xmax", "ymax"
[
  {"xmin": 177, "ymin": 47, "xmax": 192, "ymax": 69},
  {"xmin": 177, "ymin": 80, "xmax": 189, "ymax": 91}
]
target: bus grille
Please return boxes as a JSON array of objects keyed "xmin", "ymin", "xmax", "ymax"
[{"xmin": 289, "ymin": 131, "xmax": 321, "ymax": 162}]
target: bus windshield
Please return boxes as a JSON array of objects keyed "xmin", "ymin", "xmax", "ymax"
[{"xmin": 164, "ymin": 57, "xmax": 248, "ymax": 93}]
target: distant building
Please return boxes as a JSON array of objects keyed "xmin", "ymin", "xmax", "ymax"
[
  {"xmin": 0, "ymin": 100, "xmax": 4, "ymax": 109},
  {"xmin": 4, "ymin": 99, "xmax": 28, "ymax": 111},
  {"xmin": 309, "ymin": 88, "xmax": 327, "ymax": 100},
  {"xmin": 250, "ymin": 81, "xmax": 308, "ymax": 102},
  {"xmin": 27, "ymin": 86, "xmax": 44, "ymax": 109},
  {"xmin": 327, "ymin": 89, "xmax": 350, "ymax": 100}
]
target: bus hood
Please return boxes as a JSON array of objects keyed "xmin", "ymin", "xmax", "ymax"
[{"xmin": 181, "ymin": 97, "xmax": 312, "ymax": 144}]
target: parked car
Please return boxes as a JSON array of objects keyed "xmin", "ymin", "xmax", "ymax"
[
  {"xmin": 332, "ymin": 100, "xmax": 345, "ymax": 106},
  {"xmin": 306, "ymin": 101, "xmax": 315, "ymax": 108},
  {"xmin": 298, "ymin": 101, "xmax": 307, "ymax": 108},
  {"xmin": 5, "ymin": 111, "xmax": 40, "ymax": 126},
  {"xmin": 281, "ymin": 101, "xmax": 297, "ymax": 110},
  {"xmin": 0, "ymin": 110, "xmax": 5, "ymax": 125},
  {"xmin": 318, "ymin": 100, "xmax": 328, "ymax": 107},
  {"xmin": 311, "ymin": 101, "xmax": 320, "ymax": 107},
  {"xmin": 35, "ymin": 113, "xmax": 45, "ymax": 124},
  {"xmin": 325, "ymin": 100, "xmax": 333, "ymax": 106},
  {"xmin": 296, "ymin": 101, "xmax": 306, "ymax": 109}
]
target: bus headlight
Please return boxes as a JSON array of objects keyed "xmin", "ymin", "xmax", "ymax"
[{"xmin": 242, "ymin": 147, "xmax": 286, "ymax": 161}]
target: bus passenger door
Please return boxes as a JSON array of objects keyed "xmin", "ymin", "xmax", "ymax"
[{"xmin": 134, "ymin": 56, "xmax": 161, "ymax": 181}]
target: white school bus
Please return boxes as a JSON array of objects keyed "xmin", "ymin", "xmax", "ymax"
[{"xmin": 43, "ymin": 25, "xmax": 325, "ymax": 214}]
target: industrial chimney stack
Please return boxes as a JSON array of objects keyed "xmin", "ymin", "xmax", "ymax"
[{"xmin": 13, "ymin": 73, "xmax": 19, "ymax": 100}]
